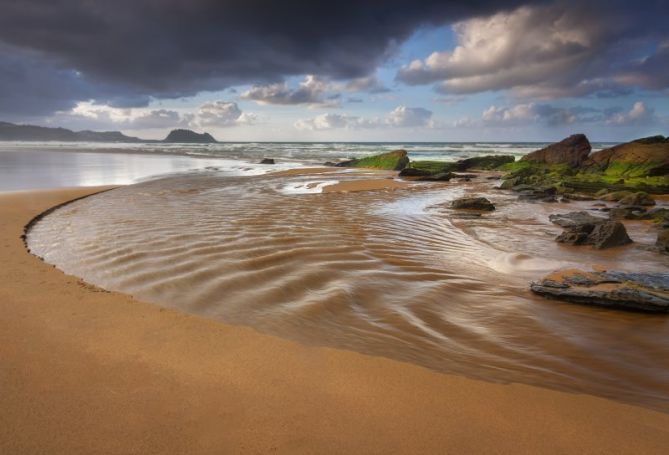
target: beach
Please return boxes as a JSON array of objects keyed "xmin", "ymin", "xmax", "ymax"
[{"xmin": 2, "ymin": 186, "xmax": 669, "ymax": 454}]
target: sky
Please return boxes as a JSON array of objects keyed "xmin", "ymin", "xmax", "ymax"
[{"xmin": 0, "ymin": 0, "xmax": 668, "ymax": 142}]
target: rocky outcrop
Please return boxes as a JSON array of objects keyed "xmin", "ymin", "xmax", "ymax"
[
  {"xmin": 259, "ymin": 158, "xmax": 275, "ymax": 164},
  {"xmin": 582, "ymin": 135, "xmax": 669, "ymax": 177},
  {"xmin": 163, "ymin": 129, "xmax": 217, "ymax": 143},
  {"xmin": 335, "ymin": 150, "xmax": 409, "ymax": 171},
  {"xmin": 400, "ymin": 155, "xmax": 514, "ymax": 179},
  {"xmin": 521, "ymin": 134, "xmax": 591, "ymax": 167},
  {"xmin": 450, "ymin": 197, "xmax": 495, "ymax": 211},
  {"xmin": 530, "ymin": 269, "xmax": 669, "ymax": 312}
]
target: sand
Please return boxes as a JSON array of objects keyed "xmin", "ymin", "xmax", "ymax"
[{"xmin": 1, "ymin": 187, "xmax": 669, "ymax": 454}]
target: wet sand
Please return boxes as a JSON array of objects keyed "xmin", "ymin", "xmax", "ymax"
[{"xmin": 2, "ymin": 187, "xmax": 669, "ymax": 453}]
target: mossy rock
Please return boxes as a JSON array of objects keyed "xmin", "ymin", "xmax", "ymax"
[{"xmin": 336, "ymin": 150, "xmax": 409, "ymax": 170}]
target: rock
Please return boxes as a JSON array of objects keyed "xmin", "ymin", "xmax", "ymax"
[
  {"xmin": 323, "ymin": 161, "xmax": 338, "ymax": 167},
  {"xmin": 599, "ymin": 191, "xmax": 633, "ymax": 202},
  {"xmin": 521, "ymin": 134, "xmax": 592, "ymax": 167},
  {"xmin": 561, "ymin": 193, "xmax": 595, "ymax": 201},
  {"xmin": 335, "ymin": 150, "xmax": 409, "ymax": 171},
  {"xmin": 588, "ymin": 221, "xmax": 632, "ymax": 249},
  {"xmin": 609, "ymin": 205, "xmax": 648, "ymax": 220},
  {"xmin": 550, "ymin": 212, "xmax": 631, "ymax": 248},
  {"xmin": 259, "ymin": 158, "xmax": 275, "ymax": 164},
  {"xmin": 656, "ymin": 229, "xmax": 669, "ymax": 253},
  {"xmin": 548, "ymin": 211, "xmax": 607, "ymax": 228},
  {"xmin": 530, "ymin": 269, "xmax": 669, "ymax": 312},
  {"xmin": 450, "ymin": 197, "xmax": 495, "ymax": 211},
  {"xmin": 399, "ymin": 167, "xmax": 432, "ymax": 177},
  {"xmin": 556, "ymin": 223, "xmax": 595, "ymax": 245},
  {"xmin": 617, "ymin": 192, "xmax": 655, "ymax": 206},
  {"xmin": 453, "ymin": 155, "xmax": 515, "ymax": 170},
  {"xmin": 516, "ymin": 186, "xmax": 558, "ymax": 203},
  {"xmin": 582, "ymin": 135, "xmax": 669, "ymax": 177},
  {"xmin": 415, "ymin": 172, "xmax": 454, "ymax": 182}
]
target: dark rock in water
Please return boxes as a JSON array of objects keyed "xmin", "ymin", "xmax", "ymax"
[
  {"xmin": 450, "ymin": 197, "xmax": 495, "ymax": 211},
  {"xmin": 556, "ymin": 223, "xmax": 596, "ymax": 245},
  {"xmin": 323, "ymin": 161, "xmax": 338, "ymax": 167},
  {"xmin": 521, "ymin": 134, "xmax": 591, "ymax": 167},
  {"xmin": 656, "ymin": 229, "xmax": 669, "ymax": 254},
  {"xmin": 399, "ymin": 167, "xmax": 432, "ymax": 177},
  {"xmin": 588, "ymin": 221, "xmax": 632, "ymax": 249},
  {"xmin": 548, "ymin": 211, "xmax": 607, "ymax": 228},
  {"xmin": 415, "ymin": 172, "xmax": 454, "ymax": 182},
  {"xmin": 530, "ymin": 269, "xmax": 669, "ymax": 312},
  {"xmin": 260, "ymin": 158, "xmax": 275, "ymax": 164},
  {"xmin": 516, "ymin": 186, "xmax": 558, "ymax": 203},
  {"xmin": 550, "ymin": 212, "xmax": 631, "ymax": 249},
  {"xmin": 617, "ymin": 192, "xmax": 655, "ymax": 206}
]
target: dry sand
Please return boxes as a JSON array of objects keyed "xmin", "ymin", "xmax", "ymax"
[{"xmin": 1, "ymin": 187, "xmax": 669, "ymax": 454}]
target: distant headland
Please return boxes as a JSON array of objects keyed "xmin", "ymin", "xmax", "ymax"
[{"xmin": 0, "ymin": 121, "xmax": 218, "ymax": 143}]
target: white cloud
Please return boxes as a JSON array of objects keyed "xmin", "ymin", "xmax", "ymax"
[
  {"xmin": 241, "ymin": 75, "xmax": 338, "ymax": 107},
  {"xmin": 294, "ymin": 113, "xmax": 379, "ymax": 131},
  {"xmin": 605, "ymin": 101, "xmax": 654, "ymax": 126},
  {"xmin": 294, "ymin": 105, "xmax": 432, "ymax": 130},
  {"xmin": 386, "ymin": 105, "xmax": 433, "ymax": 127},
  {"xmin": 396, "ymin": 3, "xmax": 666, "ymax": 99},
  {"xmin": 53, "ymin": 99, "xmax": 255, "ymax": 130},
  {"xmin": 196, "ymin": 101, "xmax": 255, "ymax": 127}
]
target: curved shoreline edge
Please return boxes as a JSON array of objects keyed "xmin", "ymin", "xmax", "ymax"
[{"xmin": 2, "ymin": 187, "xmax": 669, "ymax": 454}]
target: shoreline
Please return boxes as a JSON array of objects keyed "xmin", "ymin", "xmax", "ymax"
[{"xmin": 2, "ymin": 187, "xmax": 669, "ymax": 453}]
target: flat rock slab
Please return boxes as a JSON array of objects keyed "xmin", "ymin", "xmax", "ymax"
[
  {"xmin": 531, "ymin": 269, "xmax": 669, "ymax": 313},
  {"xmin": 548, "ymin": 211, "xmax": 607, "ymax": 227}
]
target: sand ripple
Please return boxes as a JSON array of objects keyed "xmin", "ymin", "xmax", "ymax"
[{"xmin": 27, "ymin": 170, "xmax": 669, "ymax": 411}]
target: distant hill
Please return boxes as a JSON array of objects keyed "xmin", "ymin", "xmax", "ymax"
[
  {"xmin": 163, "ymin": 129, "xmax": 217, "ymax": 143},
  {"xmin": 0, "ymin": 121, "xmax": 143, "ymax": 142}
]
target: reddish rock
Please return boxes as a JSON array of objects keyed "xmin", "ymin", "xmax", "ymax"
[{"xmin": 521, "ymin": 134, "xmax": 591, "ymax": 167}]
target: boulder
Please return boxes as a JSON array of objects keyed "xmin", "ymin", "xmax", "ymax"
[
  {"xmin": 450, "ymin": 197, "xmax": 495, "ymax": 211},
  {"xmin": 556, "ymin": 223, "xmax": 595, "ymax": 245},
  {"xmin": 259, "ymin": 158, "xmax": 275, "ymax": 164},
  {"xmin": 521, "ymin": 134, "xmax": 592, "ymax": 167},
  {"xmin": 517, "ymin": 186, "xmax": 558, "ymax": 203},
  {"xmin": 588, "ymin": 221, "xmax": 632, "ymax": 249},
  {"xmin": 530, "ymin": 269, "xmax": 669, "ymax": 312}
]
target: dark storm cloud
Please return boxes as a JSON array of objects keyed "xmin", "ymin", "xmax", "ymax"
[{"xmin": 0, "ymin": 0, "xmax": 533, "ymax": 117}]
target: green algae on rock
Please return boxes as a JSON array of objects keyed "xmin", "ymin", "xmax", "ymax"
[{"xmin": 336, "ymin": 149, "xmax": 409, "ymax": 170}]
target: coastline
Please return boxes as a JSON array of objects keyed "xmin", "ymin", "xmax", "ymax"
[{"xmin": 1, "ymin": 187, "xmax": 669, "ymax": 453}]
